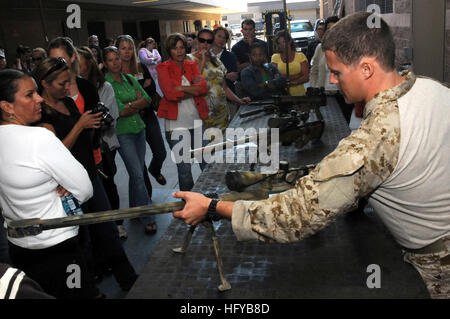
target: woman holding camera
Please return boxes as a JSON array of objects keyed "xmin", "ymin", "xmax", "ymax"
[
  {"xmin": 33, "ymin": 57, "xmax": 137, "ymax": 292},
  {"xmin": 48, "ymin": 37, "xmax": 106, "ymax": 170},
  {"xmin": 77, "ymin": 46, "xmax": 122, "ymax": 236}
]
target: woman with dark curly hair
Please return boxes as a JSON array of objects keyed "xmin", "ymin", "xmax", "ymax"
[
  {"xmin": 0, "ymin": 68, "xmax": 98, "ymax": 298},
  {"xmin": 271, "ymin": 30, "xmax": 309, "ymax": 96}
]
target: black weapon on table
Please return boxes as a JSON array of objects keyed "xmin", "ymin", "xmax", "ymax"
[
  {"xmin": 238, "ymin": 87, "xmax": 327, "ymax": 148},
  {"xmin": 239, "ymin": 87, "xmax": 326, "ymax": 120},
  {"xmin": 270, "ymin": 116, "xmax": 325, "ymax": 148}
]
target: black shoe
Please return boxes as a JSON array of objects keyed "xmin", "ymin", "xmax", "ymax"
[
  {"xmin": 149, "ymin": 170, "xmax": 167, "ymax": 185},
  {"xmin": 144, "ymin": 222, "xmax": 157, "ymax": 235}
]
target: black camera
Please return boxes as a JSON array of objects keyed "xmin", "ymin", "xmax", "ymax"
[{"xmin": 91, "ymin": 102, "xmax": 114, "ymax": 129}]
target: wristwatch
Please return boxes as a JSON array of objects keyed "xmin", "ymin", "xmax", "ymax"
[{"xmin": 206, "ymin": 199, "xmax": 220, "ymax": 221}]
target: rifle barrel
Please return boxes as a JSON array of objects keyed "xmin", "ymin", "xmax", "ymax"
[{"xmin": 7, "ymin": 190, "xmax": 271, "ymax": 238}]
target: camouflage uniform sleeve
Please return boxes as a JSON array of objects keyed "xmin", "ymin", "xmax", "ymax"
[{"xmin": 232, "ymin": 99, "xmax": 401, "ymax": 243}]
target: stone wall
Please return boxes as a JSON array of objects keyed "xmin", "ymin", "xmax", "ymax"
[
  {"xmin": 324, "ymin": 0, "xmax": 413, "ymax": 68},
  {"xmin": 390, "ymin": 0, "xmax": 412, "ymax": 67}
]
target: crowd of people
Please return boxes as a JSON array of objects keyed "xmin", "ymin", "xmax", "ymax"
[{"xmin": 0, "ymin": 15, "xmax": 395, "ymax": 299}]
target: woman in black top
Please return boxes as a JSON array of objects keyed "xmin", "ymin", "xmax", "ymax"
[{"xmin": 33, "ymin": 57, "xmax": 138, "ymax": 291}]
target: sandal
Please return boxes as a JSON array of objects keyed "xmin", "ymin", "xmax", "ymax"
[{"xmin": 144, "ymin": 222, "xmax": 157, "ymax": 235}]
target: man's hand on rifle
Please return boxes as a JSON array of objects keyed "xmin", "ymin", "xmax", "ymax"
[
  {"xmin": 172, "ymin": 191, "xmax": 211, "ymax": 225},
  {"xmin": 172, "ymin": 191, "xmax": 234, "ymax": 225}
]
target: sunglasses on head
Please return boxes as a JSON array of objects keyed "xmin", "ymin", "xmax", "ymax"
[
  {"xmin": 198, "ymin": 37, "xmax": 213, "ymax": 44},
  {"xmin": 43, "ymin": 57, "xmax": 67, "ymax": 79}
]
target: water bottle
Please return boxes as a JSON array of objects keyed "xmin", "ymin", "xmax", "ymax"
[{"xmin": 61, "ymin": 194, "xmax": 83, "ymax": 216}]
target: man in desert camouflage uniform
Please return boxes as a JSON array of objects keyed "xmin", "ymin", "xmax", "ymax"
[{"xmin": 172, "ymin": 12, "xmax": 450, "ymax": 298}]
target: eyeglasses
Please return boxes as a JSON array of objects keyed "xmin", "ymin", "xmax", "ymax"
[
  {"xmin": 32, "ymin": 57, "xmax": 43, "ymax": 62},
  {"xmin": 198, "ymin": 38, "xmax": 213, "ymax": 44},
  {"xmin": 42, "ymin": 57, "xmax": 67, "ymax": 80}
]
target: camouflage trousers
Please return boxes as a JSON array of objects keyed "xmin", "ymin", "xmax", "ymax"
[{"xmin": 402, "ymin": 236, "xmax": 450, "ymax": 299}]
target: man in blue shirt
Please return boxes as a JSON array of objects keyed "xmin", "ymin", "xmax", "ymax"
[{"xmin": 232, "ymin": 19, "xmax": 268, "ymax": 73}]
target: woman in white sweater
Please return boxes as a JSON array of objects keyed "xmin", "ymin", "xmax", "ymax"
[{"xmin": 0, "ymin": 69, "xmax": 99, "ymax": 298}]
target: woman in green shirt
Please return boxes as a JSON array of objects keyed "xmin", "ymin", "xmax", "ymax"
[{"xmin": 104, "ymin": 46, "xmax": 152, "ymax": 211}]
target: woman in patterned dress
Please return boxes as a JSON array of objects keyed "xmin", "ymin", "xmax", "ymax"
[{"xmin": 188, "ymin": 29, "xmax": 250, "ymax": 131}]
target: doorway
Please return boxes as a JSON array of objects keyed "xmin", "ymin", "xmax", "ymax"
[
  {"xmin": 122, "ymin": 21, "xmax": 138, "ymax": 41},
  {"xmin": 87, "ymin": 21, "xmax": 106, "ymax": 48},
  {"xmin": 140, "ymin": 20, "xmax": 161, "ymax": 49}
]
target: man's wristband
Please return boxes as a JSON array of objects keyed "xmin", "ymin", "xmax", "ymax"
[{"xmin": 206, "ymin": 199, "xmax": 221, "ymax": 221}]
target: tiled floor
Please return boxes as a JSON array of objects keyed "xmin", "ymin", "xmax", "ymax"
[{"xmin": 97, "ymin": 117, "xmax": 203, "ymax": 299}]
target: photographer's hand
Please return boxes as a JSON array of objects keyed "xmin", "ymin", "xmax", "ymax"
[
  {"xmin": 57, "ymin": 111, "xmax": 102, "ymax": 150},
  {"xmin": 76, "ymin": 110, "xmax": 102, "ymax": 130}
]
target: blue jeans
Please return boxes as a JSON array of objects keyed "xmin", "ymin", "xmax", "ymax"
[
  {"xmin": 165, "ymin": 128, "xmax": 207, "ymax": 191},
  {"xmin": 117, "ymin": 130, "xmax": 151, "ymax": 208}
]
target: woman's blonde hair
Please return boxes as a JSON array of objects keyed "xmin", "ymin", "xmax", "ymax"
[
  {"xmin": 115, "ymin": 35, "xmax": 139, "ymax": 75},
  {"xmin": 48, "ymin": 37, "xmax": 80, "ymax": 76}
]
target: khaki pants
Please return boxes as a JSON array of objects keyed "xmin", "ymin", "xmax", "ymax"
[{"xmin": 403, "ymin": 236, "xmax": 450, "ymax": 299}]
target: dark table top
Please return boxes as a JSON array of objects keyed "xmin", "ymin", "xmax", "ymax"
[{"xmin": 127, "ymin": 97, "xmax": 429, "ymax": 299}]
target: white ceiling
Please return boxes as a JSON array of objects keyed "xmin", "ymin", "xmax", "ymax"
[{"xmin": 60, "ymin": 0, "xmax": 248, "ymax": 14}]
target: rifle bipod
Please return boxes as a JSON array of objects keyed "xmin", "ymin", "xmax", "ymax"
[
  {"xmin": 172, "ymin": 192, "xmax": 231, "ymax": 291},
  {"xmin": 172, "ymin": 220, "xmax": 231, "ymax": 292}
]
